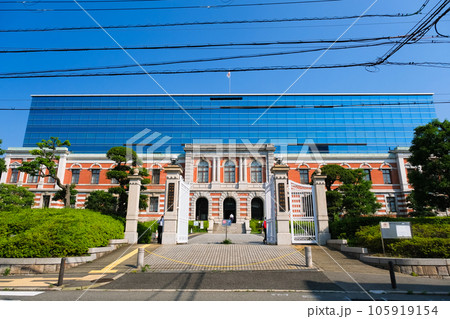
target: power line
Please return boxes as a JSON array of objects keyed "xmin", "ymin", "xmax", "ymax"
[
  {"xmin": 0, "ymin": 35, "xmax": 415, "ymax": 54},
  {"xmin": 3, "ymin": 60, "xmax": 450, "ymax": 79},
  {"xmin": 3, "ymin": 40, "xmax": 449, "ymax": 76},
  {"xmin": 0, "ymin": 0, "xmax": 165, "ymax": 3},
  {"xmin": 376, "ymin": 0, "xmax": 450, "ymax": 64},
  {"xmin": 0, "ymin": 1, "xmax": 430, "ymax": 32},
  {"xmin": 0, "ymin": 0, "xmax": 342, "ymax": 12}
]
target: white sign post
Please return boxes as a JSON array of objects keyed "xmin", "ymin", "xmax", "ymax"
[{"xmin": 379, "ymin": 222, "xmax": 412, "ymax": 255}]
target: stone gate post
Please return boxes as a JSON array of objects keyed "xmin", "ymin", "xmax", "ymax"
[
  {"xmin": 270, "ymin": 162, "xmax": 291, "ymax": 245},
  {"xmin": 312, "ymin": 172, "xmax": 331, "ymax": 245},
  {"xmin": 162, "ymin": 161, "xmax": 184, "ymax": 245},
  {"xmin": 124, "ymin": 168, "xmax": 143, "ymax": 244}
]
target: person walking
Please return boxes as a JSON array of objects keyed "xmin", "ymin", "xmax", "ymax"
[
  {"xmin": 263, "ymin": 218, "xmax": 267, "ymax": 244},
  {"xmin": 229, "ymin": 213, "xmax": 234, "ymax": 223},
  {"xmin": 157, "ymin": 215, "xmax": 164, "ymax": 244}
]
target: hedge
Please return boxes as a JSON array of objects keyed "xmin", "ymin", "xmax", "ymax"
[
  {"xmin": 354, "ymin": 223, "xmax": 450, "ymax": 258},
  {"xmin": 189, "ymin": 220, "xmax": 209, "ymax": 233},
  {"xmin": 329, "ymin": 216, "xmax": 450, "ymax": 241},
  {"xmin": 0, "ymin": 208, "xmax": 124, "ymax": 258},
  {"xmin": 137, "ymin": 220, "xmax": 159, "ymax": 244}
]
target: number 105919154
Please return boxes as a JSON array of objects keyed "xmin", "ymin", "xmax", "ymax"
[{"xmin": 368, "ymin": 305, "xmax": 438, "ymax": 316}]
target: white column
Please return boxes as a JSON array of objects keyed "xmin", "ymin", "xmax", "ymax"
[
  {"xmin": 0, "ymin": 156, "xmax": 11, "ymax": 184},
  {"xmin": 243, "ymin": 158, "xmax": 247, "ymax": 182},
  {"xmin": 313, "ymin": 174, "xmax": 331, "ymax": 245},
  {"xmin": 239, "ymin": 157, "xmax": 243, "ymax": 182},
  {"xmin": 57, "ymin": 153, "xmax": 67, "ymax": 185},
  {"xmin": 124, "ymin": 169, "xmax": 143, "ymax": 244},
  {"xmin": 395, "ymin": 153, "xmax": 408, "ymax": 192},
  {"xmin": 216, "ymin": 158, "xmax": 220, "ymax": 182}
]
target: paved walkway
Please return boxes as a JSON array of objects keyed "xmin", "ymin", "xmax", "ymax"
[
  {"xmin": 1, "ymin": 233, "xmax": 449, "ymax": 296},
  {"xmin": 141, "ymin": 234, "xmax": 310, "ymax": 271}
]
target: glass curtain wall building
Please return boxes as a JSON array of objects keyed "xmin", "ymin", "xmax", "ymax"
[
  {"xmin": 2, "ymin": 93, "xmax": 436, "ymax": 218},
  {"xmin": 23, "ymin": 94, "xmax": 435, "ymax": 154}
]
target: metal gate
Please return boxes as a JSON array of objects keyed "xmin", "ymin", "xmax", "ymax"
[
  {"xmin": 288, "ymin": 180, "xmax": 318, "ymax": 244},
  {"xmin": 264, "ymin": 176, "xmax": 277, "ymax": 244},
  {"xmin": 177, "ymin": 179, "xmax": 190, "ymax": 244}
]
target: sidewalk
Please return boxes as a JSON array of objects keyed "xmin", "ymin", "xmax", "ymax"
[
  {"xmin": 299, "ymin": 245, "xmax": 450, "ymax": 295},
  {"xmin": 0, "ymin": 234, "xmax": 448, "ymax": 296},
  {"xmin": 0, "ymin": 244, "xmax": 159, "ymax": 290}
]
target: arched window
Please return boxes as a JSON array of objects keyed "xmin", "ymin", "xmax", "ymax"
[
  {"xmin": 224, "ymin": 160, "xmax": 236, "ymax": 183},
  {"xmin": 197, "ymin": 160, "xmax": 209, "ymax": 183},
  {"xmin": 250, "ymin": 160, "xmax": 262, "ymax": 183}
]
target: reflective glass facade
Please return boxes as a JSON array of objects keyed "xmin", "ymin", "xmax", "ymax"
[{"xmin": 23, "ymin": 94, "xmax": 436, "ymax": 154}]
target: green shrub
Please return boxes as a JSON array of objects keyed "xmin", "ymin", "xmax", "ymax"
[
  {"xmin": 354, "ymin": 222, "xmax": 450, "ymax": 258},
  {"xmin": 0, "ymin": 208, "xmax": 124, "ymax": 258},
  {"xmin": 330, "ymin": 216, "xmax": 450, "ymax": 240},
  {"xmin": 0, "ymin": 184, "xmax": 35, "ymax": 211},
  {"xmin": 250, "ymin": 219, "xmax": 263, "ymax": 234},
  {"xmin": 188, "ymin": 220, "xmax": 209, "ymax": 233},
  {"xmin": 137, "ymin": 220, "xmax": 159, "ymax": 244}
]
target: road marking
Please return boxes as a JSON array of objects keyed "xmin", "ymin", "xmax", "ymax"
[
  {"xmin": 0, "ymin": 275, "xmax": 104, "ymax": 287},
  {"xmin": 89, "ymin": 244, "xmax": 151, "ymax": 274},
  {"xmin": 0, "ymin": 291, "xmax": 44, "ymax": 296}
]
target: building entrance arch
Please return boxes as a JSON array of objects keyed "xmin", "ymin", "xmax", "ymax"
[
  {"xmin": 251, "ymin": 197, "xmax": 264, "ymax": 220},
  {"xmin": 223, "ymin": 197, "xmax": 236, "ymax": 223},
  {"xmin": 196, "ymin": 197, "xmax": 209, "ymax": 221}
]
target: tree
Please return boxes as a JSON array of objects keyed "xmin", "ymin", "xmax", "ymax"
[
  {"xmin": 53, "ymin": 184, "xmax": 78, "ymax": 207},
  {"xmin": 0, "ymin": 139, "xmax": 6, "ymax": 174},
  {"xmin": 339, "ymin": 169, "xmax": 381, "ymax": 217},
  {"xmin": 0, "ymin": 184, "xmax": 35, "ymax": 211},
  {"xmin": 85, "ymin": 190, "xmax": 118, "ymax": 215},
  {"xmin": 315, "ymin": 165, "xmax": 381, "ymax": 220},
  {"xmin": 407, "ymin": 119, "xmax": 450, "ymax": 216},
  {"xmin": 106, "ymin": 146, "xmax": 150, "ymax": 217},
  {"xmin": 18, "ymin": 137, "xmax": 77, "ymax": 208}
]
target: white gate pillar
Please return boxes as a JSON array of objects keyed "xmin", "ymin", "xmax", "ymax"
[
  {"xmin": 162, "ymin": 163, "xmax": 183, "ymax": 245},
  {"xmin": 270, "ymin": 163, "xmax": 291, "ymax": 245},
  {"xmin": 124, "ymin": 169, "xmax": 143, "ymax": 244},
  {"xmin": 312, "ymin": 172, "xmax": 331, "ymax": 245}
]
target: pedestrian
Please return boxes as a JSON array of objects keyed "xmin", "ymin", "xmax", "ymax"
[
  {"xmin": 229, "ymin": 213, "xmax": 234, "ymax": 223},
  {"xmin": 263, "ymin": 218, "xmax": 267, "ymax": 244},
  {"xmin": 157, "ymin": 215, "xmax": 164, "ymax": 244}
]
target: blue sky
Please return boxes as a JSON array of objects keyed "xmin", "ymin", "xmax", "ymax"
[{"xmin": 0, "ymin": 0, "xmax": 449, "ymax": 150}]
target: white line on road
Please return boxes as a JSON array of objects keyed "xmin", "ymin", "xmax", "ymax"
[{"xmin": 0, "ymin": 291, "xmax": 44, "ymax": 297}]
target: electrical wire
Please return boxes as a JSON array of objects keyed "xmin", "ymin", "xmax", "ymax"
[
  {"xmin": 376, "ymin": 0, "xmax": 450, "ymax": 64},
  {"xmin": 3, "ymin": 60, "xmax": 450, "ymax": 79},
  {"xmin": 0, "ymin": 0, "xmax": 431, "ymax": 32},
  {"xmin": 0, "ymin": 35, "xmax": 414, "ymax": 54},
  {"xmin": 3, "ymin": 39, "xmax": 449, "ymax": 77},
  {"xmin": 0, "ymin": 0, "xmax": 342, "ymax": 12}
]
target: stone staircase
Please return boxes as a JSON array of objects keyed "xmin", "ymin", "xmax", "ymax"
[{"xmin": 213, "ymin": 222, "xmax": 246, "ymax": 234}]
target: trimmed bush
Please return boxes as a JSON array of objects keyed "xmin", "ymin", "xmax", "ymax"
[
  {"xmin": 354, "ymin": 222, "xmax": 450, "ymax": 258},
  {"xmin": 137, "ymin": 220, "xmax": 159, "ymax": 244},
  {"xmin": 330, "ymin": 216, "xmax": 450, "ymax": 240},
  {"xmin": 250, "ymin": 219, "xmax": 263, "ymax": 234},
  {"xmin": 0, "ymin": 208, "xmax": 124, "ymax": 258},
  {"xmin": 189, "ymin": 220, "xmax": 209, "ymax": 233},
  {"xmin": 0, "ymin": 184, "xmax": 35, "ymax": 211}
]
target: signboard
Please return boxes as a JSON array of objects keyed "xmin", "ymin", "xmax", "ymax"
[
  {"xmin": 167, "ymin": 183, "xmax": 175, "ymax": 211},
  {"xmin": 193, "ymin": 221, "xmax": 199, "ymax": 226},
  {"xmin": 380, "ymin": 222, "xmax": 412, "ymax": 239},
  {"xmin": 222, "ymin": 219, "xmax": 232, "ymax": 227},
  {"xmin": 278, "ymin": 183, "xmax": 286, "ymax": 212}
]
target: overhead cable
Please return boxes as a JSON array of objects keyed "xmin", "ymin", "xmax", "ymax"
[{"xmin": 0, "ymin": 0, "xmax": 430, "ymax": 32}]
